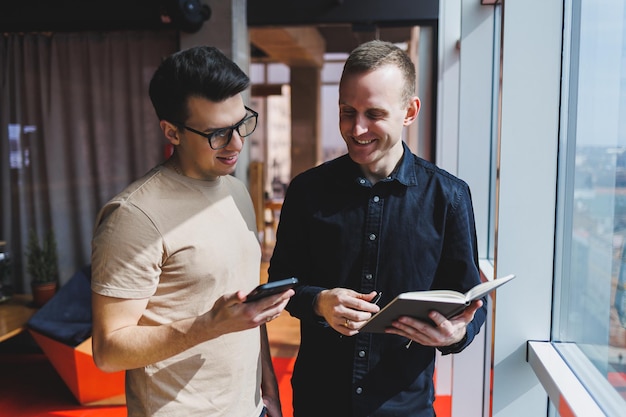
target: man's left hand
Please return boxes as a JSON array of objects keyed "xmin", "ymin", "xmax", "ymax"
[{"xmin": 385, "ymin": 299, "xmax": 483, "ymax": 347}]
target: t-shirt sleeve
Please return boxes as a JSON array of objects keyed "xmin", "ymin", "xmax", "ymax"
[{"xmin": 91, "ymin": 199, "xmax": 163, "ymax": 299}]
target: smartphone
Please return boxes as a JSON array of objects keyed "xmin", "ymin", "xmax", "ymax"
[{"xmin": 244, "ymin": 277, "xmax": 299, "ymax": 303}]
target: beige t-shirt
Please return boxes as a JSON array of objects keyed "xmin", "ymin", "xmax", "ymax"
[{"xmin": 91, "ymin": 165, "xmax": 263, "ymax": 417}]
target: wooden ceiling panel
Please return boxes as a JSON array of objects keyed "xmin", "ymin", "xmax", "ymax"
[{"xmin": 249, "ymin": 27, "xmax": 326, "ymax": 67}]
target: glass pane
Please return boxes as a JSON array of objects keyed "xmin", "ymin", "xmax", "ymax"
[
  {"xmin": 488, "ymin": 5, "xmax": 502, "ymax": 261},
  {"xmin": 556, "ymin": 0, "xmax": 626, "ymax": 412},
  {"xmin": 267, "ymin": 63, "xmax": 290, "ymax": 84}
]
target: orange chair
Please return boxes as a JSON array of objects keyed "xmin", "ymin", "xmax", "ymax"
[
  {"xmin": 29, "ymin": 330, "xmax": 125, "ymax": 405},
  {"xmin": 27, "ymin": 266, "xmax": 125, "ymax": 405}
]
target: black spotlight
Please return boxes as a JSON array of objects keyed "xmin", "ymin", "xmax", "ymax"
[{"xmin": 164, "ymin": 0, "xmax": 212, "ymax": 33}]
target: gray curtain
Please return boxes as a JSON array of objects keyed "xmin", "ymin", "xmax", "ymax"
[{"xmin": 0, "ymin": 31, "xmax": 178, "ymax": 292}]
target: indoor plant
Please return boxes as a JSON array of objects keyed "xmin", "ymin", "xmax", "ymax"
[{"xmin": 26, "ymin": 228, "xmax": 59, "ymax": 307}]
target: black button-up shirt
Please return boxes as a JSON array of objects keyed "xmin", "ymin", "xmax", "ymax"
[{"xmin": 268, "ymin": 142, "xmax": 486, "ymax": 417}]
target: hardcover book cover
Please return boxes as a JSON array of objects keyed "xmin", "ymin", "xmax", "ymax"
[{"xmin": 359, "ymin": 274, "xmax": 515, "ymax": 333}]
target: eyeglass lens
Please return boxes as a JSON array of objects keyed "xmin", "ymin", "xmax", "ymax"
[{"xmin": 210, "ymin": 112, "xmax": 257, "ymax": 149}]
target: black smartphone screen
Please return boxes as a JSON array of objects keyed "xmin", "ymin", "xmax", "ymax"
[{"xmin": 244, "ymin": 277, "xmax": 299, "ymax": 303}]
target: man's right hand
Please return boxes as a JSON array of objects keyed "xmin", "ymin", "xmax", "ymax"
[{"xmin": 314, "ymin": 288, "xmax": 380, "ymax": 336}]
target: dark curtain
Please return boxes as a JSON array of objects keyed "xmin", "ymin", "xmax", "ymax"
[{"xmin": 0, "ymin": 31, "xmax": 178, "ymax": 292}]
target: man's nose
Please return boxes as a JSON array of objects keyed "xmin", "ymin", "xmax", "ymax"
[
  {"xmin": 351, "ymin": 114, "xmax": 369, "ymax": 136},
  {"xmin": 226, "ymin": 129, "xmax": 245, "ymax": 151}
]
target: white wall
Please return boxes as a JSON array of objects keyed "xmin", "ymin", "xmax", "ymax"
[
  {"xmin": 445, "ymin": 0, "xmax": 565, "ymax": 415},
  {"xmin": 491, "ymin": 0, "xmax": 563, "ymax": 416}
]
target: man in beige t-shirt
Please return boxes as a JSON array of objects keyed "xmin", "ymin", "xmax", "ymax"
[{"xmin": 91, "ymin": 46, "xmax": 293, "ymax": 417}]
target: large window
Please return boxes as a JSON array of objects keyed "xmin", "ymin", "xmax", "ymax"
[{"xmin": 554, "ymin": 0, "xmax": 626, "ymax": 414}]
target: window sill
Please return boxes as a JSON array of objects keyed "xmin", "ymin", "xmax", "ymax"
[{"xmin": 527, "ymin": 340, "xmax": 622, "ymax": 417}]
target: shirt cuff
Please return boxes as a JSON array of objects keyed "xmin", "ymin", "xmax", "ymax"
[{"xmin": 439, "ymin": 331, "xmax": 469, "ymax": 355}]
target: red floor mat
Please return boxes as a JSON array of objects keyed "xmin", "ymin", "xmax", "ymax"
[
  {"xmin": 0, "ymin": 353, "xmax": 295, "ymax": 417},
  {"xmin": 0, "ymin": 353, "xmax": 450, "ymax": 417},
  {"xmin": 0, "ymin": 353, "xmax": 126, "ymax": 417},
  {"xmin": 272, "ymin": 356, "xmax": 295, "ymax": 417}
]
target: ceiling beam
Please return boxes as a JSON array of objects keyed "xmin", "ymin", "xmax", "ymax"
[{"xmin": 249, "ymin": 27, "xmax": 326, "ymax": 67}]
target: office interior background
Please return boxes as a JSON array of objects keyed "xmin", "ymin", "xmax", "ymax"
[{"xmin": 1, "ymin": 0, "xmax": 626, "ymax": 416}]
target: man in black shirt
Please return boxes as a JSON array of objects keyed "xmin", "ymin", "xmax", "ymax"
[{"xmin": 268, "ymin": 40, "xmax": 487, "ymax": 416}]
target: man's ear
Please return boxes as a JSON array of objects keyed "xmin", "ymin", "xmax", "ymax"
[
  {"xmin": 160, "ymin": 120, "xmax": 180, "ymax": 145},
  {"xmin": 404, "ymin": 96, "xmax": 421, "ymax": 126}
]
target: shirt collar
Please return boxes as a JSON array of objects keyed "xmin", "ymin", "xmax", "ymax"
[
  {"xmin": 391, "ymin": 142, "xmax": 419, "ymax": 187},
  {"xmin": 335, "ymin": 142, "xmax": 419, "ymax": 189}
]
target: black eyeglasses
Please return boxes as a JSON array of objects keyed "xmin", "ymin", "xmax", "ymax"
[{"xmin": 174, "ymin": 106, "xmax": 258, "ymax": 150}]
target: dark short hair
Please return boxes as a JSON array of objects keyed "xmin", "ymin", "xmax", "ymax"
[
  {"xmin": 148, "ymin": 46, "xmax": 250, "ymax": 123},
  {"xmin": 341, "ymin": 40, "xmax": 416, "ymax": 105}
]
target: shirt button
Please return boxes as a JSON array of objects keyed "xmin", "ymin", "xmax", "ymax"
[
  {"xmin": 358, "ymin": 350, "xmax": 366, "ymax": 358},
  {"xmin": 359, "ymin": 178, "xmax": 366, "ymax": 185},
  {"xmin": 373, "ymin": 195, "xmax": 380, "ymax": 202},
  {"xmin": 365, "ymin": 273, "xmax": 373, "ymax": 280},
  {"xmin": 369, "ymin": 234, "xmax": 376, "ymax": 241},
  {"xmin": 356, "ymin": 387, "xmax": 363, "ymax": 394}
]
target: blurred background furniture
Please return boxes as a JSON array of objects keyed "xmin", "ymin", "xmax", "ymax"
[{"xmin": 27, "ymin": 265, "xmax": 125, "ymax": 405}]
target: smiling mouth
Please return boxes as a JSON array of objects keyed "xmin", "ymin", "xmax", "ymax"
[{"xmin": 353, "ymin": 137, "xmax": 375, "ymax": 145}]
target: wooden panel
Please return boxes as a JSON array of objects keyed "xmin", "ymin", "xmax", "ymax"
[
  {"xmin": 249, "ymin": 161, "xmax": 265, "ymax": 235},
  {"xmin": 0, "ymin": 295, "xmax": 36, "ymax": 343},
  {"xmin": 249, "ymin": 27, "xmax": 326, "ymax": 67}
]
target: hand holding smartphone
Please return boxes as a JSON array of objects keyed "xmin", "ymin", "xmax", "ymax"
[{"xmin": 244, "ymin": 277, "xmax": 299, "ymax": 303}]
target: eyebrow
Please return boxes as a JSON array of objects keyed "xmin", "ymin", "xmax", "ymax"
[
  {"xmin": 202, "ymin": 110, "xmax": 250, "ymax": 132},
  {"xmin": 338, "ymin": 104, "xmax": 389, "ymax": 116}
]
